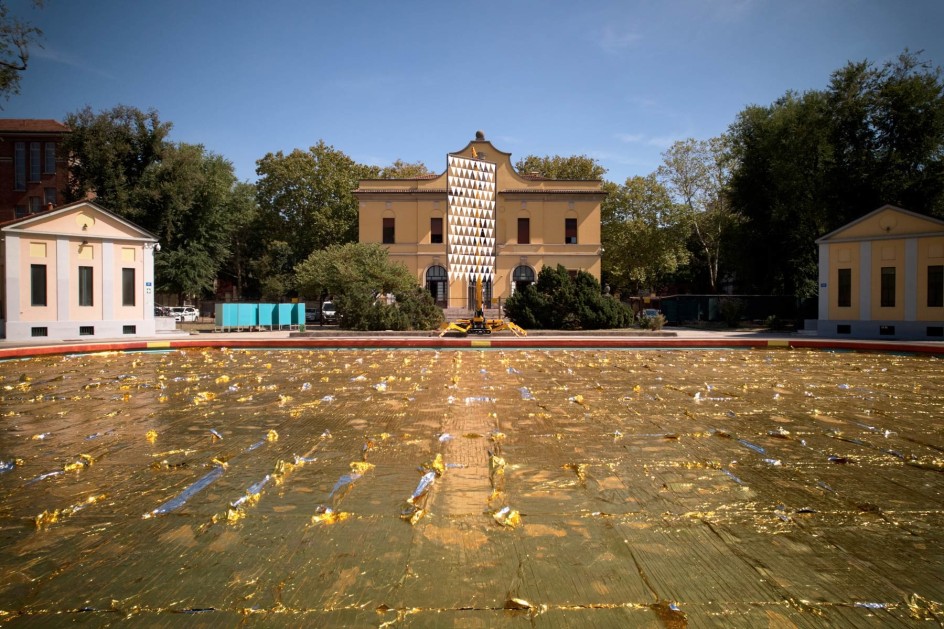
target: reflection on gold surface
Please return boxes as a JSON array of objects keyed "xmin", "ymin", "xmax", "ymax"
[{"xmin": 0, "ymin": 348, "xmax": 942, "ymax": 625}]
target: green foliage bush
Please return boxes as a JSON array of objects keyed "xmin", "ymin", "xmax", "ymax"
[
  {"xmin": 640, "ymin": 313, "xmax": 666, "ymax": 330},
  {"xmin": 295, "ymin": 243, "xmax": 444, "ymax": 331},
  {"xmin": 504, "ymin": 265, "xmax": 633, "ymax": 330},
  {"xmin": 337, "ymin": 289, "xmax": 444, "ymax": 331},
  {"xmin": 719, "ymin": 297, "xmax": 745, "ymax": 327}
]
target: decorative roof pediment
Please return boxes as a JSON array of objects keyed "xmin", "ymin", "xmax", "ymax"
[
  {"xmin": 1, "ymin": 200, "xmax": 158, "ymax": 242},
  {"xmin": 816, "ymin": 205, "xmax": 944, "ymax": 243},
  {"xmin": 355, "ymin": 134, "xmax": 605, "ymax": 195}
]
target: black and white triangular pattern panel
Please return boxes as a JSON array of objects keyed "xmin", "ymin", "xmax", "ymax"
[{"xmin": 446, "ymin": 154, "xmax": 497, "ymax": 282}]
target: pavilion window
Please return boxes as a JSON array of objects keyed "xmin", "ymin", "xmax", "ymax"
[
  {"xmin": 929, "ymin": 265, "xmax": 943, "ymax": 308},
  {"xmin": 837, "ymin": 268, "xmax": 851, "ymax": 308},
  {"xmin": 122, "ymin": 268, "xmax": 136, "ymax": 307},
  {"xmin": 30, "ymin": 264, "xmax": 47, "ymax": 306},
  {"xmin": 79, "ymin": 266, "xmax": 94, "ymax": 307},
  {"xmin": 880, "ymin": 267, "xmax": 895, "ymax": 307}
]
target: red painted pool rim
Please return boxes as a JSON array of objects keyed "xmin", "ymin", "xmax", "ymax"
[{"xmin": 2, "ymin": 335, "xmax": 943, "ymax": 359}]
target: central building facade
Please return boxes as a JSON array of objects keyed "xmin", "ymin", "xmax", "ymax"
[{"xmin": 355, "ymin": 133, "xmax": 605, "ymax": 311}]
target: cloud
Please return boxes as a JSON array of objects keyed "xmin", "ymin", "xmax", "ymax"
[
  {"xmin": 492, "ymin": 134, "xmax": 521, "ymax": 146},
  {"xmin": 646, "ymin": 135, "xmax": 678, "ymax": 148},
  {"xmin": 31, "ymin": 45, "xmax": 116, "ymax": 80},
  {"xmin": 625, "ymin": 95, "xmax": 659, "ymax": 109},
  {"xmin": 614, "ymin": 133, "xmax": 677, "ymax": 148},
  {"xmin": 590, "ymin": 149, "xmax": 655, "ymax": 167},
  {"xmin": 599, "ymin": 25, "xmax": 641, "ymax": 52},
  {"xmin": 615, "ymin": 133, "xmax": 644, "ymax": 144},
  {"xmin": 705, "ymin": 0, "xmax": 756, "ymax": 23}
]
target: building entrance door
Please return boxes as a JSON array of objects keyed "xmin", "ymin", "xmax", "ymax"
[
  {"xmin": 426, "ymin": 265, "xmax": 448, "ymax": 307},
  {"xmin": 467, "ymin": 278, "xmax": 492, "ymax": 310},
  {"xmin": 513, "ymin": 265, "xmax": 535, "ymax": 294}
]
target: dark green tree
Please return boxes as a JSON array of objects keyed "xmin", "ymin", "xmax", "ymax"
[
  {"xmin": 602, "ymin": 175, "xmax": 691, "ymax": 296},
  {"xmin": 294, "ymin": 242, "xmax": 443, "ymax": 330},
  {"xmin": 504, "ymin": 264, "xmax": 632, "ymax": 330},
  {"xmin": 513, "ymin": 154, "xmax": 607, "ymax": 180},
  {"xmin": 377, "ymin": 159, "xmax": 432, "ymax": 179},
  {"xmin": 253, "ymin": 240, "xmax": 294, "ymax": 302},
  {"xmin": 217, "ymin": 181, "xmax": 260, "ymax": 301},
  {"xmin": 136, "ymin": 143, "xmax": 242, "ymax": 302},
  {"xmin": 0, "ymin": 1, "xmax": 43, "ymax": 103},
  {"xmin": 62, "ymin": 105, "xmax": 172, "ymax": 217},
  {"xmin": 727, "ymin": 51, "xmax": 944, "ymax": 298},
  {"xmin": 825, "ymin": 51, "xmax": 944, "ymax": 222},
  {"xmin": 727, "ymin": 91, "xmax": 832, "ymax": 298},
  {"xmin": 658, "ymin": 136, "xmax": 741, "ymax": 293},
  {"xmin": 255, "ymin": 141, "xmax": 377, "ymax": 268}
]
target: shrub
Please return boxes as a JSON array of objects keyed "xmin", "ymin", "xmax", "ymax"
[
  {"xmin": 394, "ymin": 287, "xmax": 445, "ymax": 330},
  {"xmin": 340, "ymin": 287, "xmax": 444, "ymax": 331},
  {"xmin": 504, "ymin": 265, "xmax": 633, "ymax": 330},
  {"xmin": 718, "ymin": 297, "xmax": 745, "ymax": 328},
  {"xmin": 640, "ymin": 313, "xmax": 666, "ymax": 331}
]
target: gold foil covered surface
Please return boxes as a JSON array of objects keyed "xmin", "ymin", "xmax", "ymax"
[{"xmin": 0, "ymin": 347, "xmax": 941, "ymax": 625}]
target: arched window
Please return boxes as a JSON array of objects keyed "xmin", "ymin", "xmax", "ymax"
[
  {"xmin": 513, "ymin": 265, "xmax": 535, "ymax": 293},
  {"xmin": 426, "ymin": 265, "xmax": 448, "ymax": 307}
]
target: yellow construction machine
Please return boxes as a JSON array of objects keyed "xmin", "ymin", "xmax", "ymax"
[{"xmin": 439, "ymin": 276, "xmax": 526, "ymax": 337}]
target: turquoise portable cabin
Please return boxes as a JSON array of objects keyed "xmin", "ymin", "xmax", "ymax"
[
  {"xmin": 215, "ymin": 303, "xmax": 236, "ymax": 328},
  {"xmin": 258, "ymin": 303, "xmax": 277, "ymax": 328},
  {"xmin": 277, "ymin": 303, "xmax": 295, "ymax": 329},
  {"xmin": 216, "ymin": 303, "xmax": 259, "ymax": 329},
  {"xmin": 237, "ymin": 303, "xmax": 258, "ymax": 327}
]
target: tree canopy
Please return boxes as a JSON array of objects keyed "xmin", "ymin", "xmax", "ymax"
[
  {"xmin": 294, "ymin": 242, "xmax": 442, "ymax": 330},
  {"xmin": 504, "ymin": 264, "xmax": 632, "ymax": 330},
  {"xmin": 824, "ymin": 51, "xmax": 944, "ymax": 222},
  {"xmin": 141, "ymin": 143, "xmax": 242, "ymax": 301},
  {"xmin": 377, "ymin": 159, "xmax": 433, "ymax": 179},
  {"xmin": 601, "ymin": 175, "xmax": 690, "ymax": 296},
  {"xmin": 63, "ymin": 105, "xmax": 172, "ymax": 218},
  {"xmin": 62, "ymin": 104, "xmax": 253, "ymax": 302},
  {"xmin": 726, "ymin": 50, "xmax": 944, "ymax": 297},
  {"xmin": 255, "ymin": 141, "xmax": 375, "ymax": 268},
  {"xmin": 658, "ymin": 136, "xmax": 740, "ymax": 293},
  {"xmin": 514, "ymin": 154, "xmax": 607, "ymax": 180},
  {"xmin": 0, "ymin": 1, "xmax": 42, "ymax": 103}
]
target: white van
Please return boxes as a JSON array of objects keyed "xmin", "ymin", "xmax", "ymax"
[{"xmin": 321, "ymin": 301, "xmax": 337, "ymax": 324}]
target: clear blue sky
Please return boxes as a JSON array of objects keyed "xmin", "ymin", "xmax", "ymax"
[{"xmin": 6, "ymin": 0, "xmax": 943, "ymax": 184}]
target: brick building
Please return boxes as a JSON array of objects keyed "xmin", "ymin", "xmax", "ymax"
[{"xmin": 0, "ymin": 119, "xmax": 71, "ymax": 222}]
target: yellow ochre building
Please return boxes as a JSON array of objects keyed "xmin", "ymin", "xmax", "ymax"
[
  {"xmin": 816, "ymin": 204, "xmax": 944, "ymax": 340},
  {"xmin": 355, "ymin": 132, "xmax": 604, "ymax": 313}
]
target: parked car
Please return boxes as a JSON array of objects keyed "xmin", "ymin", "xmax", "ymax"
[
  {"xmin": 168, "ymin": 306, "xmax": 199, "ymax": 322},
  {"xmin": 154, "ymin": 306, "xmax": 170, "ymax": 317},
  {"xmin": 321, "ymin": 301, "xmax": 338, "ymax": 324},
  {"xmin": 305, "ymin": 307, "xmax": 321, "ymax": 324},
  {"xmin": 642, "ymin": 308, "xmax": 661, "ymax": 319}
]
